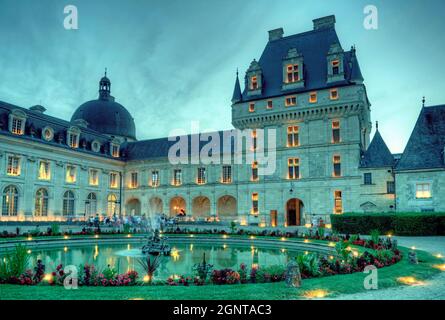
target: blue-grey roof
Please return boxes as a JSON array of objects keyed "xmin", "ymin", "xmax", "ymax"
[
  {"xmin": 231, "ymin": 73, "xmax": 242, "ymax": 104},
  {"xmin": 360, "ymin": 130, "xmax": 395, "ymax": 168},
  {"xmin": 238, "ymin": 27, "xmax": 362, "ymax": 102},
  {"xmin": 0, "ymin": 100, "xmax": 122, "ymax": 160},
  {"xmin": 396, "ymin": 105, "xmax": 445, "ymax": 171}
]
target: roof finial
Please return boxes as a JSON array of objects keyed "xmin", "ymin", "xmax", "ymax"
[
  {"xmin": 236, "ymin": 68, "xmax": 239, "ymax": 77},
  {"xmin": 105, "ymin": 67, "xmax": 107, "ymax": 77},
  {"xmin": 422, "ymin": 96, "xmax": 425, "ymax": 108},
  {"xmin": 376, "ymin": 121, "xmax": 379, "ymax": 131}
]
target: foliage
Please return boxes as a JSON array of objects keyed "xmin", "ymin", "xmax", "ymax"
[
  {"xmin": 0, "ymin": 244, "xmax": 31, "ymax": 282},
  {"xmin": 255, "ymin": 265, "xmax": 286, "ymax": 283},
  {"xmin": 317, "ymin": 227, "xmax": 325, "ymax": 239},
  {"xmin": 211, "ymin": 269, "xmax": 240, "ymax": 285},
  {"xmin": 123, "ymin": 223, "xmax": 132, "ymax": 234},
  {"xmin": 295, "ymin": 253, "xmax": 321, "ymax": 277},
  {"xmin": 50, "ymin": 223, "xmax": 61, "ymax": 235},
  {"xmin": 230, "ymin": 221, "xmax": 237, "ymax": 234},
  {"xmin": 137, "ymin": 255, "xmax": 160, "ymax": 284},
  {"xmin": 334, "ymin": 241, "xmax": 352, "ymax": 262},
  {"xmin": 192, "ymin": 253, "xmax": 213, "ymax": 283},
  {"xmin": 370, "ymin": 229, "xmax": 380, "ymax": 245}
]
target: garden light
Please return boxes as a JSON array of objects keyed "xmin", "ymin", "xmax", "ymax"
[
  {"xmin": 222, "ymin": 235, "xmax": 228, "ymax": 239},
  {"xmin": 64, "ymin": 235, "xmax": 69, "ymax": 240},
  {"xmin": 281, "ymin": 237, "xmax": 286, "ymax": 241},
  {"xmin": 304, "ymin": 239, "xmax": 310, "ymax": 243},
  {"xmin": 435, "ymin": 254, "xmax": 443, "ymax": 259},
  {"xmin": 127, "ymin": 234, "xmax": 132, "ymax": 238},
  {"xmin": 411, "ymin": 246, "xmax": 416, "ymax": 250},
  {"xmin": 189, "ymin": 234, "xmax": 194, "ymax": 238},
  {"xmin": 143, "ymin": 275, "xmax": 151, "ymax": 283},
  {"xmin": 64, "ymin": 247, "xmax": 68, "ymax": 252},
  {"xmin": 94, "ymin": 235, "xmax": 99, "ymax": 239},
  {"xmin": 328, "ymin": 242, "xmax": 336, "ymax": 247},
  {"xmin": 43, "ymin": 274, "xmax": 53, "ymax": 282},
  {"xmin": 325, "ymin": 224, "xmax": 332, "ymax": 229},
  {"xmin": 397, "ymin": 276, "xmax": 424, "ymax": 286},
  {"xmin": 27, "ymin": 250, "xmax": 32, "ymax": 254},
  {"xmin": 303, "ymin": 289, "xmax": 329, "ymax": 299},
  {"xmin": 27, "ymin": 236, "xmax": 32, "ymax": 241},
  {"xmin": 433, "ymin": 264, "xmax": 445, "ymax": 271},
  {"xmin": 304, "ymin": 223, "xmax": 311, "ymax": 228},
  {"xmin": 250, "ymin": 235, "xmax": 255, "ymax": 240}
]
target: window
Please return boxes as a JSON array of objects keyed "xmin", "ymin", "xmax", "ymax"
[
  {"xmin": 62, "ymin": 191, "xmax": 75, "ymax": 216},
  {"xmin": 249, "ymin": 103, "xmax": 255, "ymax": 113},
  {"xmin": 286, "ymin": 64, "xmax": 299, "ymax": 83},
  {"xmin": 112, "ymin": 145, "xmax": 119, "ymax": 157},
  {"xmin": 333, "ymin": 155, "xmax": 341, "ymax": 177},
  {"xmin": 68, "ymin": 132, "xmax": 79, "ymax": 148},
  {"xmin": 251, "ymin": 161, "xmax": 258, "ymax": 181},
  {"xmin": 332, "ymin": 60, "xmax": 340, "ymax": 75},
  {"xmin": 285, "ymin": 96, "xmax": 297, "ymax": 107},
  {"xmin": 416, "ymin": 183, "xmax": 431, "ymax": 199},
  {"xmin": 250, "ymin": 76, "xmax": 258, "ymax": 90},
  {"xmin": 2, "ymin": 185, "xmax": 18, "ymax": 216},
  {"xmin": 364, "ymin": 173, "xmax": 372, "ymax": 185},
  {"xmin": 11, "ymin": 118, "xmax": 23, "ymax": 135},
  {"xmin": 152, "ymin": 170, "xmax": 160, "ymax": 187},
  {"xmin": 287, "ymin": 126, "xmax": 299, "ymax": 147},
  {"xmin": 309, "ymin": 92, "xmax": 317, "ymax": 103},
  {"xmin": 252, "ymin": 129, "xmax": 257, "ymax": 150},
  {"xmin": 222, "ymin": 165, "xmax": 232, "ymax": 183},
  {"xmin": 86, "ymin": 193, "xmax": 97, "ymax": 217},
  {"xmin": 34, "ymin": 188, "xmax": 48, "ymax": 217},
  {"xmin": 107, "ymin": 194, "xmax": 117, "ymax": 217},
  {"xmin": 130, "ymin": 172, "xmax": 138, "ymax": 188},
  {"xmin": 89, "ymin": 169, "xmax": 99, "ymax": 186},
  {"xmin": 332, "ymin": 120, "xmax": 340, "ymax": 143},
  {"xmin": 173, "ymin": 169, "xmax": 182, "ymax": 186},
  {"xmin": 330, "ymin": 89, "xmax": 339, "ymax": 100},
  {"xmin": 387, "ymin": 181, "xmax": 395, "ymax": 194},
  {"xmin": 110, "ymin": 172, "xmax": 118, "ymax": 188},
  {"xmin": 288, "ymin": 158, "xmax": 300, "ymax": 179},
  {"xmin": 7, "ymin": 155, "xmax": 20, "ymax": 176},
  {"xmin": 197, "ymin": 167, "xmax": 206, "ymax": 184},
  {"xmin": 334, "ymin": 191, "xmax": 343, "ymax": 214},
  {"xmin": 267, "ymin": 100, "xmax": 273, "ymax": 109},
  {"xmin": 38, "ymin": 160, "xmax": 50, "ymax": 180},
  {"xmin": 252, "ymin": 193, "xmax": 259, "ymax": 215},
  {"xmin": 66, "ymin": 165, "xmax": 77, "ymax": 183}
]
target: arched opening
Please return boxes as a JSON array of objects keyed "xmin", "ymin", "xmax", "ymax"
[
  {"xmin": 2, "ymin": 185, "xmax": 19, "ymax": 216},
  {"xmin": 86, "ymin": 192, "xmax": 97, "ymax": 217},
  {"xmin": 126, "ymin": 198, "xmax": 141, "ymax": 216},
  {"xmin": 149, "ymin": 197, "xmax": 163, "ymax": 215},
  {"xmin": 107, "ymin": 194, "xmax": 117, "ymax": 217},
  {"xmin": 217, "ymin": 195, "xmax": 237, "ymax": 221},
  {"xmin": 169, "ymin": 196, "xmax": 186, "ymax": 217},
  {"xmin": 63, "ymin": 191, "xmax": 75, "ymax": 216},
  {"xmin": 192, "ymin": 196, "xmax": 210, "ymax": 219},
  {"xmin": 35, "ymin": 188, "xmax": 48, "ymax": 217},
  {"xmin": 286, "ymin": 198, "xmax": 303, "ymax": 226}
]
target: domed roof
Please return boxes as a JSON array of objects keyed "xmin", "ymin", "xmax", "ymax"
[{"xmin": 70, "ymin": 73, "xmax": 136, "ymax": 140}]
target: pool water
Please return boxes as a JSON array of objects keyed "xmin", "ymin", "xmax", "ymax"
[{"xmin": 27, "ymin": 242, "xmax": 305, "ymax": 280}]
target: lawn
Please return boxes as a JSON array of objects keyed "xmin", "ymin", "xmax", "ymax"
[{"xmin": 0, "ymin": 247, "xmax": 442, "ymax": 300}]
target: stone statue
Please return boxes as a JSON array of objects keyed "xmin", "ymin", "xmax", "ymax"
[
  {"xmin": 285, "ymin": 260, "xmax": 302, "ymax": 288},
  {"xmin": 408, "ymin": 250, "xmax": 418, "ymax": 264}
]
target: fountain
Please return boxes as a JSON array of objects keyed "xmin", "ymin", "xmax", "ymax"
[{"xmin": 141, "ymin": 229, "xmax": 171, "ymax": 256}]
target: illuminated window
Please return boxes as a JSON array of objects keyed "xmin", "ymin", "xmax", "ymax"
[
  {"xmin": 197, "ymin": 167, "xmax": 206, "ymax": 184},
  {"xmin": 66, "ymin": 165, "xmax": 77, "ymax": 183},
  {"xmin": 62, "ymin": 191, "xmax": 75, "ymax": 216},
  {"xmin": 130, "ymin": 172, "xmax": 138, "ymax": 188},
  {"xmin": 416, "ymin": 183, "xmax": 431, "ymax": 199},
  {"xmin": 334, "ymin": 191, "xmax": 343, "ymax": 214},
  {"xmin": 86, "ymin": 193, "xmax": 97, "ymax": 217},
  {"xmin": 222, "ymin": 165, "xmax": 232, "ymax": 183},
  {"xmin": 252, "ymin": 129, "xmax": 257, "ymax": 150},
  {"xmin": 34, "ymin": 188, "xmax": 48, "ymax": 217},
  {"xmin": 333, "ymin": 155, "xmax": 341, "ymax": 177},
  {"xmin": 69, "ymin": 133, "xmax": 78, "ymax": 148},
  {"xmin": 330, "ymin": 89, "xmax": 338, "ymax": 100},
  {"xmin": 288, "ymin": 158, "xmax": 300, "ymax": 180},
  {"xmin": 2, "ymin": 185, "xmax": 18, "ymax": 216},
  {"xmin": 309, "ymin": 92, "xmax": 317, "ymax": 103},
  {"xmin": 89, "ymin": 169, "xmax": 99, "ymax": 186},
  {"xmin": 109, "ymin": 172, "xmax": 118, "ymax": 188},
  {"xmin": 6, "ymin": 155, "xmax": 20, "ymax": 176},
  {"xmin": 11, "ymin": 118, "xmax": 23, "ymax": 135},
  {"xmin": 332, "ymin": 60, "xmax": 340, "ymax": 75},
  {"xmin": 287, "ymin": 126, "xmax": 299, "ymax": 147},
  {"xmin": 286, "ymin": 64, "xmax": 299, "ymax": 83},
  {"xmin": 249, "ymin": 103, "xmax": 255, "ymax": 113},
  {"xmin": 252, "ymin": 161, "xmax": 258, "ymax": 181},
  {"xmin": 107, "ymin": 194, "xmax": 117, "ymax": 217},
  {"xmin": 332, "ymin": 120, "xmax": 340, "ymax": 143},
  {"xmin": 267, "ymin": 100, "xmax": 273, "ymax": 109},
  {"xmin": 251, "ymin": 76, "xmax": 258, "ymax": 90},
  {"xmin": 252, "ymin": 193, "xmax": 259, "ymax": 215},
  {"xmin": 152, "ymin": 170, "xmax": 160, "ymax": 187},
  {"xmin": 111, "ymin": 144, "xmax": 120, "ymax": 158},
  {"xmin": 173, "ymin": 169, "xmax": 182, "ymax": 186},
  {"xmin": 38, "ymin": 160, "xmax": 50, "ymax": 180},
  {"xmin": 285, "ymin": 96, "xmax": 297, "ymax": 107}
]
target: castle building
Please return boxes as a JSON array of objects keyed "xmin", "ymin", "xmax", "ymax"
[{"xmin": 0, "ymin": 16, "xmax": 444, "ymax": 226}]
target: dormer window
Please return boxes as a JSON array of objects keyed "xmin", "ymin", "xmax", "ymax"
[
  {"xmin": 327, "ymin": 43, "xmax": 345, "ymax": 83},
  {"xmin": 8, "ymin": 110, "xmax": 27, "ymax": 135},
  {"xmin": 309, "ymin": 92, "xmax": 317, "ymax": 103},
  {"xmin": 110, "ymin": 140, "xmax": 120, "ymax": 158},
  {"xmin": 286, "ymin": 64, "xmax": 300, "ymax": 83},
  {"xmin": 246, "ymin": 59, "xmax": 262, "ymax": 96},
  {"xmin": 249, "ymin": 103, "xmax": 255, "ymax": 113},
  {"xmin": 67, "ymin": 127, "xmax": 80, "ymax": 149},
  {"xmin": 282, "ymin": 48, "xmax": 304, "ymax": 90},
  {"xmin": 285, "ymin": 96, "xmax": 297, "ymax": 107},
  {"xmin": 267, "ymin": 100, "xmax": 273, "ymax": 109},
  {"xmin": 250, "ymin": 76, "xmax": 258, "ymax": 90},
  {"xmin": 332, "ymin": 60, "xmax": 340, "ymax": 75}
]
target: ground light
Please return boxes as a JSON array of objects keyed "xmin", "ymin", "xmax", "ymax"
[
  {"xmin": 304, "ymin": 239, "xmax": 310, "ymax": 243},
  {"xmin": 280, "ymin": 237, "xmax": 286, "ymax": 241},
  {"xmin": 433, "ymin": 264, "xmax": 445, "ymax": 271},
  {"xmin": 302, "ymin": 289, "xmax": 329, "ymax": 299},
  {"xmin": 397, "ymin": 276, "xmax": 425, "ymax": 286},
  {"xmin": 328, "ymin": 242, "xmax": 336, "ymax": 247},
  {"xmin": 64, "ymin": 235, "xmax": 69, "ymax": 240},
  {"xmin": 43, "ymin": 274, "xmax": 53, "ymax": 282},
  {"xmin": 27, "ymin": 236, "xmax": 32, "ymax": 241},
  {"xmin": 127, "ymin": 234, "xmax": 132, "ymax": 238},
  {"xmin": 94, "ymin": 235, "xmax": 99, "ymax": 239},
  {"xmin": 434, "ymin": 254, "xmax": 443, "ymax": 259},
  {"xmin": 143, "ymin": 275, "xmax": 151, "ymax": 283}
]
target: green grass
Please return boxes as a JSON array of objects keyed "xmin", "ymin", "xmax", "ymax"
[{"xmin": 0, "ymin": 246, "xmax": 442, "ymax": 300}]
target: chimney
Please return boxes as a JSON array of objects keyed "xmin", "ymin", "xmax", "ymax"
[
  {"xmin": 313, "ymin": 15, "xmax": 336, "ymax": 30},
  {"xmin": 268, "ymin": 28, "xmax": 284, "ymax": 41}
]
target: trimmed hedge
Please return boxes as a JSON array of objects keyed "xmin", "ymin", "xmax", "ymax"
[{"xmin": 331, "ymin": 212, "xmax": 445, "ymax": 236}]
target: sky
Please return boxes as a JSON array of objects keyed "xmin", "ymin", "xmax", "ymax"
[{"xmin": 0, "ymin": 0, "xmax": 444, "ymax": 153}]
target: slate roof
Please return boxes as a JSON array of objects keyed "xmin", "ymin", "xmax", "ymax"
[
  {"xmin": 396, "ymin": 105, "xmax": 445, "ymax": 171},
  {"xmin": 238, "ymin": 27, "xmax": 364, "ymax": 103},
  {"xmin": 231, "ymin": 72, "xmax": 242, "ymax": 104},
  {"xmin": 360, "ymin": 130, "xmax": 395, "ymax": 168},
  {"xmin": 0, "ymin": 100, "xmax": 122, "ymax": 160}
]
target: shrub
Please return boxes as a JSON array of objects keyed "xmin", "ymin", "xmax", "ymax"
[
  {"xmin": 255, "ymin": 265, "xmax": 286, "ymax": 283},
  {"xmin": 296, "ymin": 253, "xmax": 321, "ymax": 277},
  {"xmin": 192, "ymin": 253, "xmax": 213, "ymax": 283},
  {"xmin": 211, "ymin": 269, "xmax": 240, "ymax": 285},
  {"xmin": 0, "ymin": 244, "xmax": 30, "ymax": 283}
]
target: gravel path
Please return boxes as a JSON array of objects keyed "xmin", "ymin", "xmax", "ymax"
[{"xmin": 331, "ymin": 236, "xmax": 445, "ymax": 300}]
